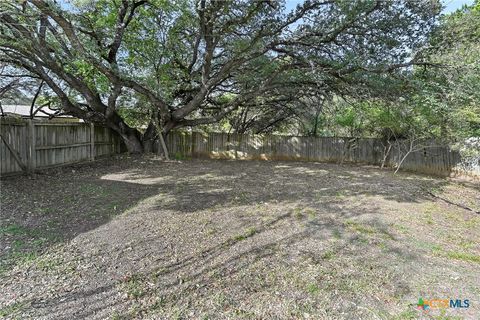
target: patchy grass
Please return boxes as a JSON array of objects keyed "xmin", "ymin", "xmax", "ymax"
[
  {"xmin": 445, "ymin": 251, "xmax": 480, "ymax": 264},
  {"xmin": 293, "ymin": 207, "xmax": 303, "ymax": 219},
  {"xmin": 0, "ymin": 301, "xmax": 27, "ymax": 318},
  {"xmin": 306, "ymin": 283, "xmax": 320, "ymax": 295},
  {"xmin": 344, "ymin": 220, "xmax": 377, "ymax": 235},
  {"xmin": 121, "ymin": 274, "xmax": 147, "ymax": 299},
  {"xmin": 0, "ymin": 223, "xmax": 61, "ymax": 275},
  {"xmin": 0, "ymin": 224, "xmax": 31, "ymax": 236},
  {"xmin": 233, "ymin": 227, "xmax": 257, "ymax": 241},
  {"xmin": 1, "ymin": 157, "xmax": 479, "ymax": 319},
  {"xmin": 321, "ymin": 249, "xmax": 336, "ymax": 260}
]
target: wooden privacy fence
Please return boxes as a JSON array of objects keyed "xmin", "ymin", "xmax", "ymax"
[
  {"xmin": 165, "ymin": 132, "xmax": 385, "ymax": 163},
  {"xmin": 0, "ymin": 118, "xmax": 122, "ymax": 175},
  {"xmin": 2, "ymin": 121, "xmax": 477, "ymax": 178},
  {"xmin": 162, "ymin": 131, "xmax": 478, "ymax": 178},
  {"xmin": 389, "ymin": 143, "xmax": 464, "ymax": 177}
]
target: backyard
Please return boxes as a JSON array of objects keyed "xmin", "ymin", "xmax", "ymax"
[{"xmin": 0, "ymin": 157, "xmax": 479, "ymax": 319}]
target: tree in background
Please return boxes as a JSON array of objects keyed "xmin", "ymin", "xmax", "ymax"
[
  {"xmin": 426, "ymin": 0, "xmax": 480, "ymax": 170},
  {"xmin": 419, "ymin": 0, "xmax": 480, "ymax": 139},
  {"xmin": 0, "ymin": 0, "xmax": 439, "ymax": 152},
  {"xmin": 291, "ymin": 1, "xmax": 480, "ymax": 171}
]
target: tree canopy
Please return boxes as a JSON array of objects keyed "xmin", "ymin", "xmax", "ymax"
[
  {"xmin": 294, "ymin": 0, "xmax": 480, "ymax": 143},
  {"xmin": 0, "ymin": 0, "xmax": 443, "ymax": 152}
]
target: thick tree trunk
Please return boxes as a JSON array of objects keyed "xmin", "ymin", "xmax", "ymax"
[
  {"xmin": 103, "ymin": 112, "xmax": 173, "ymax": 154},
  {"xmin": 115, "ymin": 124, "xmax": 170, "ymax": 155},
  {"xmin": 142, "ymin": 123, "xmax": 156, "ymax": 153},
  {"xmin": 121, "ymin": 131, "xmax": 168, "ymax": 155},
  {"xmin": 123, "ymin": 131, "xmax": 144, "ymax": 153},
  {"xmin": 143, "ymin": 140, "xmax": 154, "ymax": 153},
  {"xmin": 104, "ymin": 116, "xmax": 144, "ymax": 153}
]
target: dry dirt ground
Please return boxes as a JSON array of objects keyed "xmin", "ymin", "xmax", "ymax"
[{"xmin": 0, "ymin": 156, "xmax": 479, "ymax": 320}]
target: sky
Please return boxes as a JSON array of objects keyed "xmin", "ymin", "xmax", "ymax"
[
  {"xmin": 60, "ymin": 0, "xmax": 475, "ymax": 14},
  {"xmin": 61, "ymin": 0, "xmax": 475, "ymax": 13},
  {"xmin": 442, "ymin": 0, "xmax": 474, "ymax": 13},
  {"xmin": 284, "ymin": 0, "xmax": 475, "ymax": 14}
]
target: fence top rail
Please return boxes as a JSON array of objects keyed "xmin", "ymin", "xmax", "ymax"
[
  {"xmin": 173, "ymin": 131, "xmax": 455, "ymax": 147},
  {"xmin": 173, "ymin": 130, "xmax": 386, "ymax": 141},
  {"xmin": 0, "ymin": 117, "xmax": 86, "ymax": 125},
  {"xmin": 33, "ymin": 122, "xmax": 88, "ymax": 127},
  {"xmin": 0, "ymin": 117, "xmax": 28, "ymax": 125},
  {"xmin": 0, "ymin": 117, "xmax": 115, "ymax": 129}
]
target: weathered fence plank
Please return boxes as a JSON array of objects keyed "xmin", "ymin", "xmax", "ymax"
[
  {"xmin": 0, "ymin": 133, "xmax": 27, "ymax": 171},
  {"xmin": 161, "ymin": 131, "xmax": 479, "ymax": 178},
  {"xmin": 0, "ymin": 118, "xmax": 122, "ymax": 176},
  {"xmin": 0, "ymin": 121, "xmax": 28, "ymax": 174},
  {"xmin": 2, "ymin": 120, "xmax": 477, "ymax": 178}
]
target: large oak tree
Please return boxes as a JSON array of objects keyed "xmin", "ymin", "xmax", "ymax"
[{"xmin": 0, "ymin": 0, "xmax": 439, "ymax": 152}]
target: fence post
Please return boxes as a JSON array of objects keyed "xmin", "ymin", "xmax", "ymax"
[
  {"xmin": 116, "ymin": 133, "xmax": 121, "ymax": 154},
  {"xmin": 26, "ymin": 119, "xmax": 36, "ymax": 173},
  {"xmin": 90, "ymin": 122, "xmax": 95, "ymax": 161},
  {"xmin": 191, "ymin": 131, "xmax": 196, "ymax": 157}
]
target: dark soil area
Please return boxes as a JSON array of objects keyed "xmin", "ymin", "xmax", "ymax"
[{"xmin": 1, "ymin": 156, "xmax": 479, "ymax": 319}]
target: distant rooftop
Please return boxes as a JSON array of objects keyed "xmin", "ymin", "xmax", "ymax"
[{"xmin": 1, "ymin": 104, "xmax": 75, "ymax": 118}]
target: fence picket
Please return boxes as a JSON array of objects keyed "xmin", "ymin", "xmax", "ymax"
[
  {"xmin": 1, "ymin": 120, "xmax": 478, "ymax": 178},
  {"xmin": 1, "ymin": 119, "xmax": 121, "ymax": 175},
  {"xmin": 159, "ymin": 131, "xmax": 478, "ymax": 178}
]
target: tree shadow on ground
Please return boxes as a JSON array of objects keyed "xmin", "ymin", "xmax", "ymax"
[
  {"xmin": 0, "ymin": 160, "xmax": 161, "ymax": 274},
  {"xmin": 1, "ymin": 157, "xmax": 475, "ymax": 319},
  {"xmin": 22, "ymin": 205, "xmax": 420, "ymax": 319},
  {"xmin": 126, "ymin": 160, "xmax": 451, "ymax": 213}
]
